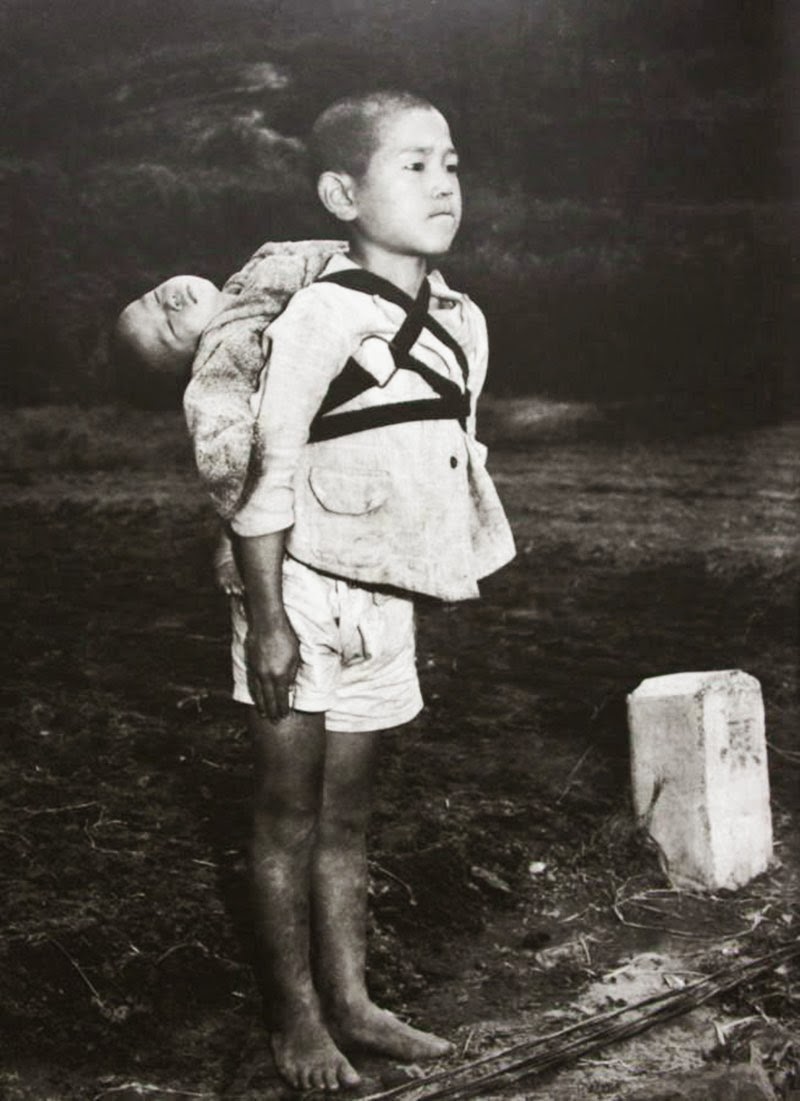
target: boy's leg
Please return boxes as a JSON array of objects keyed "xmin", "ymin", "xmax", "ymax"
[
  {"xmin": 314, "ymin": 728, "xmax": 452, "ymax": 1061},
  {"xmin": 248, "ymin": 707, "xmax": 361, "ymax": 1091}
]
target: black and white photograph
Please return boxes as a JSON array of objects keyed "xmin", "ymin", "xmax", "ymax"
[{"xmin": 2, "ymin": 1, "xmax": 798, "ymax": 1098}]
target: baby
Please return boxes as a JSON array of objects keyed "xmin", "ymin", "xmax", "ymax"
[
  {"xmin": 115, "ymin": 274, "xmax": 231, "ymax": 376},
  {"xmin": 117, "ymin": 273, "xmax": 251, "ymax": 592},
  {"xmin": 115, "ymin": 241, "xmax": 347, "ymax": 593}
]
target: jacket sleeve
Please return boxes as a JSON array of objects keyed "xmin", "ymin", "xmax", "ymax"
[
  {"xmin": 465, "ymin": 300, "xmax": 489, "ymax": 440},
  {"xmin": 230, "ymin": 287, "xmax": 353, "ymax": 538}
]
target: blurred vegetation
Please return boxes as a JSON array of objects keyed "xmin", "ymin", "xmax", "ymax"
[
  {"xmin": 0, "ymin": 406, "xmax": 193, "ymax": 473},
  {"xmin": 0, "ymin": 0, "xmax": 795, "ymax": 413}
]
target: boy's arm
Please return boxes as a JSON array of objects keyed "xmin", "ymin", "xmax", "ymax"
[
  {"xmin": 238, "ymin": 529, "xmax": 299, "ymax": 722},
  {"xmin": 230, "ymin": 290, "xmax": 352, "ymax": 538},
  {"xmin": 466, "ymin": 302, "xmax": 490, "ymax": 439},
  {"xmin": 229, "ymin": 289, "xmax": 352, "ymax": 720}
]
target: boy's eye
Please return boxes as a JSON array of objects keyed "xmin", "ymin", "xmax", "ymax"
[
  {"xmin": 405, "ymin": 161, "xmax": 425, "ymax": 172},
  {"xmin": 447, "ymin": 162, "xmax": 459, "ymax": 174}
]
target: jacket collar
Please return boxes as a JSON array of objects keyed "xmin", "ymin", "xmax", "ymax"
[{"xmin": 321, "ymin": 253, "xmax": 464, "ymax": 307}]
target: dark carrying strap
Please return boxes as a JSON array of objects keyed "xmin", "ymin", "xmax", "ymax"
[{"xmin": 307, "ymin": 269, "xmax": 471, "ymax": 443}]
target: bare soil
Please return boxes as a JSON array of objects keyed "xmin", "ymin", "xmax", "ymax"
[{"xmin": 1, "ymin": 408, "xmax": 798, "ymax": 1099}]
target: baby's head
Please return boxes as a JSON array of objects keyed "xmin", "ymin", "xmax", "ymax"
[
  {"xmin": 114, "ymin": 275, "xmax": 225, "ymax": 376},
  {"xmin": 310, "ymin": 91, "xmax": 462, "ymax": 261}
]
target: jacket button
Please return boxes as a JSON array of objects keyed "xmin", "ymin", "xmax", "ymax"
[{"xmin": 450, "ymin": 455, "xmax": 458, "ymax": 469}]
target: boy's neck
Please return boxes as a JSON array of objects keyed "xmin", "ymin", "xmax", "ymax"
[{"xmin": 347, "ymin": 242, "xmax": 428, "ymax": 298}]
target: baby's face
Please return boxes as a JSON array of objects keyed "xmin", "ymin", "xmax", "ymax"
[
  {"xmin": 118, "ymin": 275, "xmax": 223, "ymax": 371},
  {"xmin": 348, "ymin": 107, "xmax": 462, "ymax": 261}
]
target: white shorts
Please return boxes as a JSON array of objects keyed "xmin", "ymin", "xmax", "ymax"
[{"xmin": 231, "ymin": 556, "xmax": 423, "ymax": 733}]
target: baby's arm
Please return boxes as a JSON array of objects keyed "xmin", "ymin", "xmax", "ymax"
[{"xmin": 213, "ymin": 528, "xmax": 244, "ymax": 595}]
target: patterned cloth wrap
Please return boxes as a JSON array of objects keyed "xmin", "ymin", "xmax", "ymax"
[{"xmin": 183, "ymin": 239, "xmax": 348, "ymax": 520}]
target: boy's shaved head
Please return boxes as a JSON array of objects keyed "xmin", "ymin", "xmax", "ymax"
[{"xmin": 309, "ymin": 90, "xmax": 436, "ymax": 180}]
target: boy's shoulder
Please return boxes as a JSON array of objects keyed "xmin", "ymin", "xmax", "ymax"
[
  {"xmin": 427, "ymin": 270, "xmax": 488, "ymax": 352},
  {"xmin": 266, "ymin": 256, "xmax": 393, "ymax": 336},
  {"xmin": 222, "ymin": 240, "xmax": 348, "ymax": 298},
  {"xmin": 266, "ymin": 271, "xmax": 367, "ymax": 336},
  {"xmin": 428, "ymin": 270, "xmax": 484, "ymax": 318}
]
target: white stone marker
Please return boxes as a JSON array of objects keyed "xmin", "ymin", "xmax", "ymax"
[{"xmin": 627, "ymin": 670, "xmax": 772, "ymax": 891}]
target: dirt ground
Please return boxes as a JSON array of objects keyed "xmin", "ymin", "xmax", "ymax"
[{"xmin": 2, "ymin": 404, "xmax": 798, "ymax": 1100}]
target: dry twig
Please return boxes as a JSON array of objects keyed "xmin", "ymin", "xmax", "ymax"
[
  {"xmin": 93, "ymin": 1084, "xmax": 214, "ymax": 1099},
  {"xmin": 767, "ymin": 741, "xmax": 800, "ymax": 765},
  {"xmin": 369, "ymin": 861, "xmax": 418, "ymax": 906},
  {"xmin": 556, "ymin": 746, "xmax": 593, "ymax": 803},
  {"xmin": 49, "ymin": 938, "xmax": 104, "ymax": 1007},
  {"xmin": 23, "ymin": 800, "xmax": 99, "ymax": 817}
]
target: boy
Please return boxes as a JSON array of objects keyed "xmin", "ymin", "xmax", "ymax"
[
  {"xmin": 117, "ymin": 89, "xmax": 515, "ymax": 1091},
  {"xmin": 229, "ymin": 91, "xmax": 514, "ymax": 1092}
]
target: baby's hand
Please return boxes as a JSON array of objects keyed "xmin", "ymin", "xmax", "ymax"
[{"xmin": 214, "ymin": 555, "xmax": 244, "ymax": 596}]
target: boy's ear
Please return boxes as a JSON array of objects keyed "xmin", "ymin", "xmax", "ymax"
[{"xmin": 317, "ymin": 171, "xmax": 358, "ymax": 223}]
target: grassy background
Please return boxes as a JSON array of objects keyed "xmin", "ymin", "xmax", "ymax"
[{"xmin": 0, "ymin": 0, "xmax": 795, "ymax": 413}]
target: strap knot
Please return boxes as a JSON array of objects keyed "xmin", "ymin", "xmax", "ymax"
[{"xmin": 308, "ymin": 269, "xmax": 472, "ymax": 443}]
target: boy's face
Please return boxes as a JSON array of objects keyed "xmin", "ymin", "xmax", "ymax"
[
  {"xmin": 347, "ymin": 107, "xmax": 462, "ymax": 261},
  {"xmin": 117, "ymin": 275, "xmax": 223, "ymax": 371}
]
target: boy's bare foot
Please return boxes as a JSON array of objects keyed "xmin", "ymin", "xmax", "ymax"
[
  {"xmin": 270, "ymin": 1015, "xmax": 361, "ymax": 1092},
  {"xmin": 334, "ymin": 1000, "xmax": 453, "ymax": 1062}
]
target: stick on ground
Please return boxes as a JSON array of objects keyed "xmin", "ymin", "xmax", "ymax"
[{"xmin": 359, "ymin": 942, "xmax": 800, "ymax": 1101}]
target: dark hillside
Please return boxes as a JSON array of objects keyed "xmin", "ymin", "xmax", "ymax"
[{"xmin": 0, "ymin": 0, "xmax": 794, "ymax": 411}]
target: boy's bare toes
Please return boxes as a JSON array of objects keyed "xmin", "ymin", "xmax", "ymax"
[
  {"xmin": 338, "ymin": 1058, "xmax": 362, "ymax": 1089},
  {"xmin": 270, "ymin": 1022, "xmax": 360, "ymax": 1092}
]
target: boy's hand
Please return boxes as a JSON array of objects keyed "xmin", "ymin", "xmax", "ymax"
[
  {"xmin": 237, "ymin": 530, "xmax": 295, "ymax": 721},
  {"xmin": 245, "ymin": 616, "xmax": 299, "ymax": 722}
]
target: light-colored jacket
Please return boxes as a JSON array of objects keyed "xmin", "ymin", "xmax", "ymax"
[{"xmin": 231, "ymin": 255, "xmax": 515, "ymax": 601}]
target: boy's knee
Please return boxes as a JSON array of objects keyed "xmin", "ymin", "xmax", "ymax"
[
  {"xmin": 253, "ymin": 793, "xmax": 318, "ymax": 850},
  {"xmin": 318, "ymin": 801, "xmax": 369, "ymax": 845}
]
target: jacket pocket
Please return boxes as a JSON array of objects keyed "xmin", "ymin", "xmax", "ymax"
[{"xmin": 308, "ymin": 467, "xmax": 390, "ymax": 516}]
